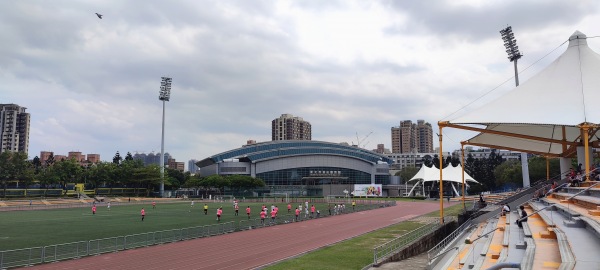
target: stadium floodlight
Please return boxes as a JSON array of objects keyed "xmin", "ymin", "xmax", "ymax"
[
  {"xmin": 500, "ymin": 26, "xmax": 522, "ymax": 62},
  {"xmin": 500, "ymin": 26, "xmax": 530, "ymax": 187},
  {"xmin": 159, "ymin": 77, "xmax": 172, "ymax": 101},
  {"xmin": 159, "ymin": 76, "xmax": 172, "ymax": 197}
]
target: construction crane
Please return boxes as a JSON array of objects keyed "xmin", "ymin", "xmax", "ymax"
[{"xmin": 355, "ymin": 131, "xmax": 373, "ymax": 149}]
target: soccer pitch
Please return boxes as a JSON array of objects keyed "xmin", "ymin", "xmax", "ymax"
[{"xmin": 0, "ymin": 201, "xmax": 338, "ymax": 251}]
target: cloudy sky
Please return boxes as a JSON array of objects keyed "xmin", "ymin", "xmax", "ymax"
[{"xmin": 2, "ymin": 0, "xmax": 600, "ymax": 168}]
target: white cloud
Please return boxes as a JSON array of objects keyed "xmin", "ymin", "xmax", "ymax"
[{"xmin": 2, "ymin": 0, "xmax": 600, "ymax": 168}]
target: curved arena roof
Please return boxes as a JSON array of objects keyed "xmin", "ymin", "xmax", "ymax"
[{"xmin": 197, "ymin": 140, "xmax": 393, "ymax": 167}]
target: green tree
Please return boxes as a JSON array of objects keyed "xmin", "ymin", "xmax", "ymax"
[
  {"xmin": 38, "ymin": 165, "xmax": 61, "ymax": 192},
  {"xmin": 32, "ymin": 156, "xmax": 42, "ymax": 173},
  {"xmin": 494, "ymin": 160, "xmax": 522, "ymax": 188},
  {"xmin": 52, "ymin": 158, "xmax": 83, "ymax": 187},
  {"xmin": 528, "ymin": 156, "xmax": 561, "ymax": 182},
  {"xmin": 119, "ymin": 159, "xmax": 144, "ymax": 186},
  {"xmin": 226, "ymin": 175, "xmax": 265, "ymax": 192},
  {"xmin": 0, "ymin": 152, "xmax": 33, "ymax": 197},
  {"xmin": 113, "ymin": 151, "xmax": 122, "ymax": 165},
  {"xmin": 202, "ymin": 175, "xmax": 230, "ymax": 195},
  {"xmin": 87, "ymin": 162, "xmax": 117, "ymax": 189},
  {"xmin": 131, "ymin": 165, "xmax": 162, "ymax": 195},
  {"xmin": 165, "ymin": 168, "xmax": 185, "ymax": 190},
  {"xmin": 398, "ymin": 166, "xmax": 420, "ymax": 184},
  {"xmin": 45, "ymin": 153, "xmax": 55, "ymax": 167}
]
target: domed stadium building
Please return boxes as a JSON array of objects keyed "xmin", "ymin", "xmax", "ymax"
[{"xmin": 196, "ymin": 140, "xmax": 393, "ymax": 197}]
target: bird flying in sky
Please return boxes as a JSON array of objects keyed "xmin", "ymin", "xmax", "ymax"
[{"xmin": 95, "ymin": 13, "xmax": 103, "ymax": 19}]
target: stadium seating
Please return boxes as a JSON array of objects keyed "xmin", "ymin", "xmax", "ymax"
[{"xmin": 427, "ymin": 180, "xmax": 600, "ymax": 269}]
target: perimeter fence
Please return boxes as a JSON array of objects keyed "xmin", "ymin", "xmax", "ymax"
[
  {"xmin": 372, "ymin": 218, "xmax": 440, "ymax": 265},
  {"xmin": 0, "ymin": 200, "xmax": 394, "ymax": 269},
  {"xmin": 0, "ymin": 222, "xmax": 235, "ymax": 269}
]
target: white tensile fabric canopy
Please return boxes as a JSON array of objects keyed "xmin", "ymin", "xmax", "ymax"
[
  {"xmin": 408, "ymin": 165, "xmax": 479, "ymax": 184},
  {"xmin": 443, "ymin": 31, "xmax": 600, "ymax": 157}
]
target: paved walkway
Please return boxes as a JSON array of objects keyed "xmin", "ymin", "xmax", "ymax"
[{"xmin": 24, "ymin": 201, "xmax": 448, "ymax": 270}]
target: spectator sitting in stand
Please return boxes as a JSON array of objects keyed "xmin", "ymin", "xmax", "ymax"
[
  {"xmin": 501, "ymin": 204, "xmax": 510, "ymax": 216},
  {"xmin": 568, "ymin": 168, "xmax": 576, "ymax": 181},
  {"xmin": 574, "ymin": 172, "xmax": 582, "ymax": 187}
]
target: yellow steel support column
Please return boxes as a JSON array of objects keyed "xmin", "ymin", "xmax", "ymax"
[
  {"xmin": 438, "ymin": 125, "xmax": 444, "ymax": 223},
  {"xmin": 461, "ymin": 142, "xmax": 466, "ymax": 210},
  {"xmin": 582, "ymin": 123, "xmax": 591, "ymax": 181}
]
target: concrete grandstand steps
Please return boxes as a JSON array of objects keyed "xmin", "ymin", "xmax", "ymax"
[
  {"xmin": 550, "ymin": 192, "xmax": 600, "ymax": 210},
  {"xmin": 577, "ymin": 181, "xmax": 600, "ymax": 188},
  {"xmin": 587, "ymin": 205, "xmax": 600, "ymax": 216},
  {"xmin": 479, "ymin": 216, "xmax": 506, "ymax": 269},
  {"xmin": 457, "ymin": 192, "xmax": 516, "ymax": 204},
  {"xmin": 539, "ymin": 227, "xmax": 557, "ymax": 239},
  {"xmin": 523, "ymin": 202, "xmax": 562, "ymax": 269},
  {"xmin": 462, "ymin": 218, "xmax": 500, "ymax": 269},
  {"xmin": 435, "ymin": 222, "xmax": 487, "ymax": 269},
  {"xmin": 528, "ymin": 200, "xmax": 600, "ymax": 270}
]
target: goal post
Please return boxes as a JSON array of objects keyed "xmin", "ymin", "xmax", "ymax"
[
  {"xmin": 326, "ymin": 195, "xmax": 351, "ymax": 204},
  {"xmin": 215, "ymin": 195, "xmax": 235, "ymax": 203},
  {"xmin": 263, "ymin": 192, "xmax": 289, "ymax": 203}
]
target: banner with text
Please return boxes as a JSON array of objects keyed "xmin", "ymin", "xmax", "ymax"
[{"xmin": 352, "ymin": 184, "xmax": 382, "ymax": 197}]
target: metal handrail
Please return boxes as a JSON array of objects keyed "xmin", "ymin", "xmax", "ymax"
[
  {"xmin": 428, "ymin": 246, "xmax": 458, "ymax": 261},
  {"xmin": 373, "ymin": 220, "xmax": 439, "ymax": 265},
  {"xmin": 565, "ymin": 181, "xmax": 600, "ymax": 200},
  {"xmin": 427, "ymin": 218, "xmax": 473, "ymax": 264},
  {"xmin": 466, "ymin": 227, "xmax": 500, "ymax": 244},
  {"xmin": 516, "ymin": 203, "xmax": 554, "ymax": 223}
]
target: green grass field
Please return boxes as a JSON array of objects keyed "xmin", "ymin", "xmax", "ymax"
[
  {"xmin": 0, "ymin": 201, "xmax": 338, "ymax": 251},
  {"xmin": 265, "ymin": 202, "xmax": 471, "ymax": 270}
]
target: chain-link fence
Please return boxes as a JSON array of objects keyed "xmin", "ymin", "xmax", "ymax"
[{"xmin": 0, "ymin": 221, "xmax": 235, "ymax": 269}]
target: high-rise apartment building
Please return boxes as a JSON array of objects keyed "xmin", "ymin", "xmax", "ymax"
[
  {"xmin": 271, "ymin": 114, "xmax": 311, "ymax": 141},
  {"xmin": 0, "ymin": 104, "xmax": 30, "ymax": 154},
  {"xmin": 40, "ymin": 151, "xmax": 100, "ymax": 166},
  {"xmin": 68, "ymin": 151, "xmax": 85, "ymax": 162},
  {"xmin": 391, "ymin": 120, "xmax": 433, "ymax": 153},
  {"xmin": 133, "ymin": 152, "xmax": 171, "ymax": 167},
  {"xmin": 416, "ymin": 120, "xmax": 434, "ymax": 153},
  {"xmin": 188, "ymin": 159, "xmax": 199, "ymax": 174},
  {"xmin": 168, "ymin": 158, "xmax": 184, "ymax": 172},
  {"xmin": 87, "ymin": 154, "xmax": 101, "ymax": 163}
]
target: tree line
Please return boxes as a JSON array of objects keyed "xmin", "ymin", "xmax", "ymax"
[{"xmin": 0, "ymin": 151, "xmax": 265, "ymax": 197}]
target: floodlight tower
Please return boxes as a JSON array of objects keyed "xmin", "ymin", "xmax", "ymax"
[
  {"xmin": 159, "ymin": 76, "xmax": 172, "ymax": 197},
  {"xmin": 500, "ymin": 26, "xmax": 530, "ymax": 187}
]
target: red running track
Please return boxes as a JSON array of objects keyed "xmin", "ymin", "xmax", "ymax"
[{"xmin": 25, "ymin": 201, "xmax": 446, "ymax": 270}]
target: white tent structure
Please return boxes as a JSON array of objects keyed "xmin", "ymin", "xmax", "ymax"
[
  {"xmin": 432, "ymin": 31, "xmax": 600, "ymax": 221},
  {"xmin": 407, "ymin": 165, "xmax": 478, "ymax": 197},
  {"xmin": 440, "ymin": 31, "xmax": 600, "ymax": 179}
]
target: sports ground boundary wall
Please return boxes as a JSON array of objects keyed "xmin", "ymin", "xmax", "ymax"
[
  {"xmin": 369, "ymin": 217, "xmax": 458, "ymax": 268},
  {"xmin": 0, "ymin": 200, "xmax": 395, "ymax": 269}
]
